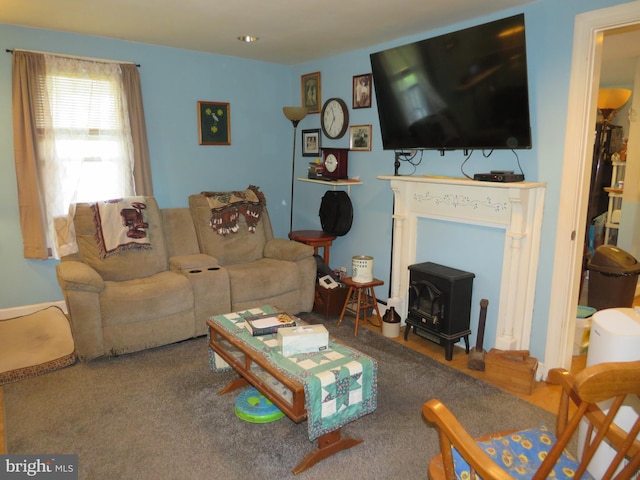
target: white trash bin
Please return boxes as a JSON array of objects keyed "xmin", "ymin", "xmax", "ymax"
[{"xmin": 578, "ymin": 307, "xmax": 640, "ymax": 478}]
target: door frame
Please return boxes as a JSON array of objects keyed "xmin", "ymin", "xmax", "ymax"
[{"xmin": 544, "ymin": 1, "xmax": 640, "ymax": 377}]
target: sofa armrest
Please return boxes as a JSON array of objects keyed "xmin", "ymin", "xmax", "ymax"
[
  {"xmin": 56, "ymin": 260, "xmax": 105, "ymax": 360},
  {"xmin": 169, "ymin": 253, "xmax": 220, "ymax": 272},
  {"xmin": 264, "ymin": 239, "xmax": 314, "ymax": 262},
  {"xmin": 56, "ymin": 260, "xmax": 104, "ymax": 293}
]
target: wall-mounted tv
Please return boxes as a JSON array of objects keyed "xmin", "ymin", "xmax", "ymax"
[{"xmin": 370, "ymin": 14, "xmax": 532, "ymax": 151}]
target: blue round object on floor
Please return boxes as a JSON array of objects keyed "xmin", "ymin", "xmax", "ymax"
[{"xmin": 234, "ymin": 386, "xmax": 284, "ymax": 424}]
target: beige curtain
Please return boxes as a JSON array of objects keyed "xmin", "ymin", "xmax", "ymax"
[
  {"xmin": 121, "ymin": 64, "xmax": 154, "ymax": 196},
  {"xmin": 11, "ymin": 51, "xmax": 153, "ymax": 259},
  {"xmin": 11, "ymin": 52, "xmax": 48, "ymax": 259}
]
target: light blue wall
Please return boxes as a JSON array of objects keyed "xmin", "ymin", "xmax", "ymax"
[
  {"xmin": 288, "ymin": 0, "xmax": 633, "ymax": 359},
  {"xmin": 0, "ymin": 0, "xmax": 633, "ymax": 360},
  {"xmin": 0, "ymin": 24, "xmax": 292, "ymax": 308}
]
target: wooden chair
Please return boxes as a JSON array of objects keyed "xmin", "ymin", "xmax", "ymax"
[{"xmin": 423, "ymin": 360, "xmax": 640, "ymax": 480}]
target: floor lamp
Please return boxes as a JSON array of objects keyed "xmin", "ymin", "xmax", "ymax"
[
  {"xmin": 582, "ymin": 88, "xmax": 631, "ymax": 293},
  {"xmin": 590, "ymin": 88, "xmax": 631, "ymax": 221},
  {"xmin": 283, "ymin": 106, "xmax": 308, "ymax": 233},
  {"xmin": 597, "ymin": 88, "xmax": 631, "ymax": 123}
]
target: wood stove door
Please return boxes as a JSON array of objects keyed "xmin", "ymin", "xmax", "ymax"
[{"xmin": 408, "ymin": 280, "xmax": 443, "ymax": 331}]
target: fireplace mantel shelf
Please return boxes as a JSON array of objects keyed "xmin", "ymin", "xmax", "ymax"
[
  {"xmin": 378, "ymin": 174, "xmax": 546, "ymax": 352},
  {"xmin": 377, "ymin": 174, "xmax": 545, "ymax": 191}
]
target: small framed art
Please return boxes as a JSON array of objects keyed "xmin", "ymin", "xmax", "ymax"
[
  {"xmin": 352, "ymin": 73, "xmax": 372, "ymax": 109},
  {"xmin": 349, "ymin": 124, "xmax": 372, "ymax": 151},
  {"xmin": 198, "ymin": 101, "xmax": 231, "ymax": 145},
  {"xmin": 302, "ymin": 129, "xmax": 321, "ymax": 157},
  {"xmin": 301, "ymin": 72, "xmax": 321, "ymax": 114}
]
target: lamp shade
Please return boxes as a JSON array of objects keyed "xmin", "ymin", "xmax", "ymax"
[
  {"xmin": 597, "ymin": 88, "xmax": 632, "ymax": 111},
  {"xmin": 283, "ymin": 106, "xmax": 308, "ymax": 122}
]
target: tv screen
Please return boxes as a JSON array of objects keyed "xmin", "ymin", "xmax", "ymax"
[{"xmin": 370, "ymin": 14, "xmax": 532, "ymax": 151}]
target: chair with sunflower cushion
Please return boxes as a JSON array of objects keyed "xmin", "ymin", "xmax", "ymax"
[{"xmin": 423, "ymin": 360, "xmax": 640, "ymax": 479}]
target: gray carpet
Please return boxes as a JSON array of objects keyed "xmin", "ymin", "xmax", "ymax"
[{"xmin": 3, "ymin": 313, "xmax": 554, "ymax": 479}]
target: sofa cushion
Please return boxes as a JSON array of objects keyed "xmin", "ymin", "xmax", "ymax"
[
  {"xmin": 73, "ymin": 197, "xmax": 169, "ymax": 282},
  {"xmin": 100, "ymin": 271, "xmax": 193, "ymax": 327},
  {"xmin": 451, "ymin": 423, "xmax": 589, "ymax": 480},
  {"xmin": 189, "ymin": 193, "xmax": 274, "ymax": 265},
  {"xmin": 226, "ymin": 258, "xmax": 300, "ymax": 303},
  {"xmin": 161, "ymin": 208, "xmax": 201, "ymax": 257}
]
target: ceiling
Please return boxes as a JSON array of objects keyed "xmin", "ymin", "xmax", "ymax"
[
  {"xmin": 2, "ymin": 0, "xmax": 537, "ymax": 65},
  {"xmin": 601, "ymin": 25, "xmax": 640, "ymax": 87},
  {"xmin": 3, "ymin": 0, "xmax": 638, "ymax": 84}
]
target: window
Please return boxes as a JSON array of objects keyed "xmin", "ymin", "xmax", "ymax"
[
  {"xmin": 49, "ymin": 75, "xmax": 134, "ymax": 203},
  {"xmin": 12, "ymin": 51, "xmax": 152, "ymax": 259},
  {"xmin": 41, "ymin": 57, "xmax": 135, "ymax": 240}
]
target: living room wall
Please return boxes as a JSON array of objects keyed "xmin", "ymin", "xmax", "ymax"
[
  {"xmin": 286, "ymin": 0, "xmax": 634, "ymax": 362},
  {"xmin": 0, "ymin": 23, "xmax": 294, "ymax": 309},
  {"xmin": 0, "ymin": 0, "xmax": 633, "ymax": 364}
]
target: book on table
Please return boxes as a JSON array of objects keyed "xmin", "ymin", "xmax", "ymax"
[{"xmin": 245, "ymin": 312, "xmax": 296, "ymax": 336}]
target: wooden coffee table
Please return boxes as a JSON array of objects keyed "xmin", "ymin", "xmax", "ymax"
[{"xmin": 207, "ymin": 306, "xmax": 377, "ymax": 474}]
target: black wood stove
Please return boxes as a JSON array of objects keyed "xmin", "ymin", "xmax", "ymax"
[{"xmin": 404, "ymin": 262, "xmax": 475, "ymax": 361}]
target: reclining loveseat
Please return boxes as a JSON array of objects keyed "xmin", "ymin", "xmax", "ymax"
[{"xmin": 56, "ymin": 187, "xmax": 315, "ymax": 359}]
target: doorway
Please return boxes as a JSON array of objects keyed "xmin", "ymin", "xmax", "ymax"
[{"xmin": 545, "ymin": 1, "xmax": 640, "ymax": 377}]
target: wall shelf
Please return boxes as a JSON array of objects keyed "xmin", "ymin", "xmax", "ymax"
[{"xmin": 297, "ymin": 178, "xmax": 362, "ymax": 196}]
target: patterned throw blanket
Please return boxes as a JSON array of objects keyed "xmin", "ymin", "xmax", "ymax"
[
  {"xmin": 91, "ymin": 197, "xmax": 151, "ymax": 258},
  {"xmin": 208, "ymin": 305, "xmax": 378, "ymax": 441},
  {"xmin": 202, "ymin": 185, "xmax": 266, "ymax": 235}
]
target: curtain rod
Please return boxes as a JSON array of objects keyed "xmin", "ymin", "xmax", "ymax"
[{"xmin": 5, "ymin": 49, "xmax": 141, "ymax": 67}]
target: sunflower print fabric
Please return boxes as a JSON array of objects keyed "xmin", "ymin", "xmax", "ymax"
[{"xmin": 451, "ymin": 423, "xmax": 594, "ymax": 479}]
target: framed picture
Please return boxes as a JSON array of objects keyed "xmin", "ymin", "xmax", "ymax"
[
  {"xmin": 198, "ymin": 101, "xmax": 231, "ymax": 145},
  {"xmin": 302, "ymin": 129, "xmax": 321, "ymax": 157},
  {"xmin": 301, "ymin": 72, "xmax": 321, "ymax": 114},
  {"xmin": 352, "ymin": 73, "xmax": 372, "ymax": 109},
  {"xmin": 349, "ymin": 124, "xmax": 372, "ymax": 151}
]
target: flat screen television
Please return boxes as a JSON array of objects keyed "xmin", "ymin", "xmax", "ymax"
[{"xmin": 370, "ymin": 14, "xmax": 532, "ymax": 151}]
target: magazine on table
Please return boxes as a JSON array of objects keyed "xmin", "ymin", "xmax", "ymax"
[{"xmin": 245, "ymin": 312, "xmax": 296, "ymax": 336}]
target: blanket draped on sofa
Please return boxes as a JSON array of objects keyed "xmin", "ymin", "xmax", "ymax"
[
  {"xmin": 91, "ymin": 197, "xmax": 151, "ymax": 258},
  {"xmin": 203, "ymin": 185, "xmax": 266, "ymax": 236}
]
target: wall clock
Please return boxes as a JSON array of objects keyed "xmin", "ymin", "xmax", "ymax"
[
  {"xmin": 322, "ymin": 148, "xmax": 349, "ymax": 180},
  {"xmin": 321, "ymin": 98, "xmax": 349, "ymax": 139}
]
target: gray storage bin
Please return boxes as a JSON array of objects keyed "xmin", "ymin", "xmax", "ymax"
[{"xmin": 587, "ymin": 245, "xmax": 640, "ymax": 310}]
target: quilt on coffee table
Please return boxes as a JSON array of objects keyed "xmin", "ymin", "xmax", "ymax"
[{"xmin": 208, "ymin": 305, "xmax": 378, "ymax": 441}]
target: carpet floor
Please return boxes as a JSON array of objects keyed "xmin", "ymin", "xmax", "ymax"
[{"xmin": 3, "ymin": 313, "xmax": 554, "ymax": 479}]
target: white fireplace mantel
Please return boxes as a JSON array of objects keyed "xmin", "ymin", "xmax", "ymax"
[{"xmin": 378, "ymin": 175, "xmax": 546, "ymax": 351}]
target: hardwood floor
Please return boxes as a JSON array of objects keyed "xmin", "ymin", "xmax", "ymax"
[{"xmin": 358, "ymin": 320, "xmax": 581, "ymax": 415}]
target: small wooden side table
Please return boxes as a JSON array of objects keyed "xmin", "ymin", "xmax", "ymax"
[
  {"xmin": 289, "ymin": 230, "xmax": 337, "ymax": 265},
  {"xmin": 338, "ymin": 277, "xmax": 384, "ymax": 336}
]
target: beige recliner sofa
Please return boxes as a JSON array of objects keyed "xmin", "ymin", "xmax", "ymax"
[{"xmin": 56, "ymin": 191, "xmax": 315, "ymax": 360}]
